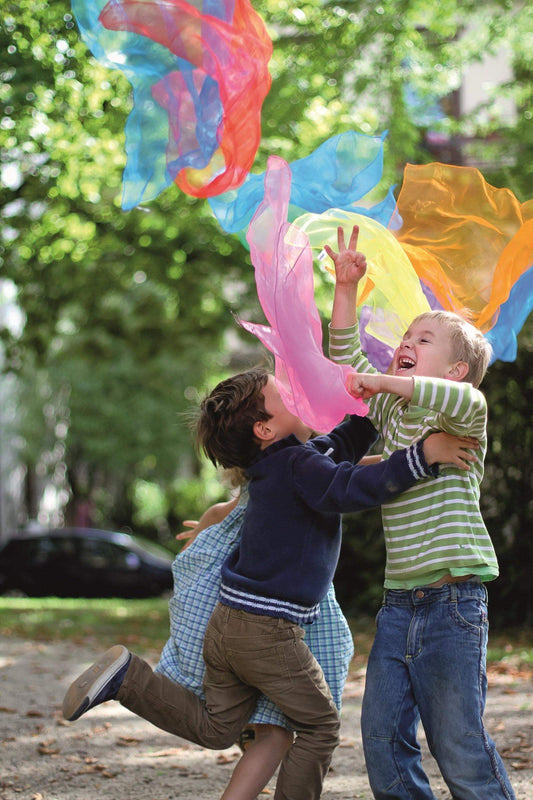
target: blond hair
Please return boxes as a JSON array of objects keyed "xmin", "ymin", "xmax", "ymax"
[{"xmin": 412, "ymin": 310, "xmax": 492, "ymax": 387}]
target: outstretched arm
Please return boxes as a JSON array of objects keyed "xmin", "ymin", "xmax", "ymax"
[
  {"xmin": 295, "ymin": 428, "xmax": 479, "ymax": 515},
  {"xmin": 325, "ymin": 225, "xmax": 366, "ymax": 329},
  {"xmin": 346, "ymin": 371, "xmax": 415, "ymax": 401}
]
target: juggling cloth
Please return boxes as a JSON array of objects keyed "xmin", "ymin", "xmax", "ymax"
[
  {"xmin": 240, "ymin": 156, "xmax": 368, "ymax": 434},
  {"xmin": 290, "ymin": 162, "xmax": 533, "ymax": 368},
  {"xmin": 71, "ymin": 0, "xmax": 533, "ymax": 369},
  {"xmin": 208, "ymin": 129, "xmax": 397, "ymax": 236},
  {"xmin": 393, "ymin": 163, "xmax": 533, "ymax": 363},
  {"xmin": 71, "ymin": 0, "xmax": 272, "ymax": 206}
]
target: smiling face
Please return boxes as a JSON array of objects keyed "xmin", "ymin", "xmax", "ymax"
[{"xmin": 393, "ymin": 317, "xmax": 463, "ymax": 380}]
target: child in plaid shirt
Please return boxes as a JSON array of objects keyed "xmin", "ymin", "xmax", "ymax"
[{"xmin": 155, "ymin": 481, "xmax": 354, "ymax": 798}]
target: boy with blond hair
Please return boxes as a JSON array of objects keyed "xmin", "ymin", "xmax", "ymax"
[{"xmin": 326, "ymin": 225, "xmax": 515, "ymax": 800}]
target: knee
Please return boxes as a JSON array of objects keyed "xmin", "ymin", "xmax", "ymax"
[
  {"xmin": 254, "ymin": 724, "xmax": 294, "ymax": 752},
  {"xmin": 316, "ymin": 712, "xmax": 341, "ymax": 752},
  {"xmin": 296, "ymin": 709, "xmax": 340, "ymax": 756},
  {"xmin": 202, "ymin": 727, "xmax": 241, "ymax": 750}
]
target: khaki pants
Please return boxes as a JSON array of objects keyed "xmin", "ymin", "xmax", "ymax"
[{"xmin": 118, "ymin": 602, "xmax": 340, "ymax": 800}]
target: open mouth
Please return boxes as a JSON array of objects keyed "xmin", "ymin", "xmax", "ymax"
[{"xmin": 396, "ymin": 355, "xmax": 416, "ymax": 372}]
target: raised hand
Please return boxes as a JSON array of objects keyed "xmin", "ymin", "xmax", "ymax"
[{"xmin": 324, "ymin": 225, "xmax": 367, "ymax": 286}]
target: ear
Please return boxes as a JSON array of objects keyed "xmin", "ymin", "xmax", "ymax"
[
  {"xmin": 447, "ymin": 361, "xmax": 469, "ymax": 381},
  {"xmin": 253, "ymin": 419, "xmax": 276, "ymax": 443}
]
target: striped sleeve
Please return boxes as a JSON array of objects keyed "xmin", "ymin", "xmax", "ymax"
[
  {"xmin": 412, "ymin": 377, "xmax": 487, "ymax": 438},
  {"xmin": 328, "ymin": 323, "xmax": 377, "ymax": 374}
]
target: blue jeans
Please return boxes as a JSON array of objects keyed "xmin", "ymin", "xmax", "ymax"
[{"xmin": 361, "ymin": 582, "xmax": 515, "ymax": 800}]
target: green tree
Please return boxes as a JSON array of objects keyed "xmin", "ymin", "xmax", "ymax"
[{"xmin": 1, "ymin": 0, "xmax": 532, "ymax": 621}]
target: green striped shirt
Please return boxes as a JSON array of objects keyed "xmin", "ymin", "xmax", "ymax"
[{"xmin": 329, "ymin": 323, "xmax": 499, "ymax": 588}]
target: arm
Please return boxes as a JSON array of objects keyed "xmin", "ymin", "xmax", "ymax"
[
  {"xmin": 325, "ymin": 225, "xmax": 379, "ymax": 379},
  {"xmin": 293, "ymin": 439, "xmax": 438, "ymax": 514},
  {"xmin": 358, "ymin": 454, "xmax": 382, "ymax": 465},
  {"xmin": 346, "ymin": 372, "xmax": 487, "ymax": 438},
  {"xmin": 177, "ymin": 496, "xmax": 240, "ymax": 551},
  {"xmin": 310, "ymin": 414, "xmax": 378, "ymax": 466},
  {"xmin": 294, "ymin": 430, "xmax": 479, "ymax": 514},
  {"xmin": 324, "ymin": 225, "xmax": 366, "ymax": 330}
]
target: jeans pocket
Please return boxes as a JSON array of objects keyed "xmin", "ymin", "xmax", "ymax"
[{"xmin": 449, "ymin": 596, "xmax": 488, "ymax": 634}]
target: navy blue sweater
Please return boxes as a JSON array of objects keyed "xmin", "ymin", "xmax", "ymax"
[{"xmin": 220, "ymin": 415, "xmax": 437, "ymax": 623}]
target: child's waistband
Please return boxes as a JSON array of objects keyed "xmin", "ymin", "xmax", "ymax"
[{"xmin": 383, "ymin": 578, "xmax": 485, "ymax": 606}]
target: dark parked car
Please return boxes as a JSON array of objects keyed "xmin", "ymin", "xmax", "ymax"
[{"xmin": 0, "ymin": 527, "xmax": 174, "ymax": 598}]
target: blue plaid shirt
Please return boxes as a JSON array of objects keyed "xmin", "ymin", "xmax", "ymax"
[{"xmin": 156, "ymin": 492, "xmax": 354, "ymax": 728}]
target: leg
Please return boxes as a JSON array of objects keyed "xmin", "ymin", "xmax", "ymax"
[
  {"xmin": 248, "ymin": 583, "xmax": 353, "ymax": 730},
  {"xmin": 221, "ymin": 724, "xmax": 293, "ymax": 800},
  {"xmin": 116, "ymin": 605, "xmax": 260, "ymax": 749},
  {"xmin": 411, "ymin": 583, "xmax": 516, "ymax": 800},
  {"xmin": 216, "ymin": 607, "xmax": 341, "ymax": 800},
  {"xmin": 117, "ymin": 649, "xmax": 259, "ymax": 749},
  {"xmin": 361, "ymin": 601, "xmax": 437, "ymax": 800}
]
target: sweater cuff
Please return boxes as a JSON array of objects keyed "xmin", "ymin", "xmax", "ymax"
[{"xmin": 406, "ymin": 440, "xmax": 439, "ymax": 480}]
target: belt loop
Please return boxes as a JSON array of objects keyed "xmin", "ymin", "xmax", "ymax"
[
  {"xmin": 450, "ymin": 583, "xmax": 458, "ymax": 602},
  {"xmin": 382, "ymin": 589, "xmax": 388, "ymax": 606}
]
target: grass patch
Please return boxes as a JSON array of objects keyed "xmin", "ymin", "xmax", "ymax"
[
  {"xmin": 487, "ymin": 628, "xmax": 533, "ymax": 668},
  {"xmin": 1, "ymin": 599, "xmax": 532, "ymax": 673},
  {"xmin": 0, "ymin": 596, "xmax": 171, "ymax": 654}
]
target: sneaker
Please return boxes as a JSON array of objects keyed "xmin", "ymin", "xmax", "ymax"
[{"xmin": 62, "ymin": 645, "xmax": 131, "ymax": 722}]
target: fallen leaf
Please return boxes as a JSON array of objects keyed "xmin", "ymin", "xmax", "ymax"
[
  {"xmin": 144, "ymin": 748, "xmax": 185, "ymax": 758},
  {"xmin": 216, "ymin": 752, "xmax": 239, "ymax": 764},
  {"xmin": 38, "ymin": 738, "xmax": 60, "ymax": 756},
  {"xmin": 116, "ymin": 736, "xmax": 142, "ymax": 746},
  {"xmin": 511, "ymin": 759, "xmax": 533, "ymax": 770},
  {"xmin": 38, "ymin": 744, "xmax": 60, "ymax": 755}
]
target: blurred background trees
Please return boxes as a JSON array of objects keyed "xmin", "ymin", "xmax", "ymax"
[{"xmin": 1, "ymin": 0, "xmax": 532, "ymax": 624}]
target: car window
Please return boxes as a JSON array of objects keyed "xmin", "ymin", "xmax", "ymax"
[
  {"xmin": 78, "ymin": 539, "xmax": 138, "ymax": 569},
  {"xmin": 34, "ymin": 537, "xmax": 77, "ymax": 564}
]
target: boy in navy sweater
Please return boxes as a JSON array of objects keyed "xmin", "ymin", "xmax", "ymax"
[{"xmin": 63, "ymin": 367, "xmax": 477, "ymax": 800}]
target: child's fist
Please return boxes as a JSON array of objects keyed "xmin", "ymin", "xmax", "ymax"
[{"xmin": 346, "ymin": 371, "xmax": 383, "ymax": 399}]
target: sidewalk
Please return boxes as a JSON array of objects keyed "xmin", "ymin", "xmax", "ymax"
[{"xmin": 1, "ymin": 636, "xmax": 531, "ymax": 799}]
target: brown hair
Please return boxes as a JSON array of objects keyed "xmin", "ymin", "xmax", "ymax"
[
  {"xmin": 197, "ymin": 367, "xmax": 272, "ymax": 469},
  {"xmin": 413, "ymin": 310, "xmax": 492, "ymax": 387}
]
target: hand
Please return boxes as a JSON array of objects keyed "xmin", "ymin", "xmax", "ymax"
[
  {"xmin": 323, "ymin": 225, "xmax": 367, "ymax": 286},
  {"xmin": 345, "ymin": 371, "xmax": 384, "ymax": 400},
  {"xmin": 176, "ymin": 520, "xmax": 200, "ymax": 551},
  {"xmin": 423, "ymin": 432, "xmax": 479, "ymax": 469}
]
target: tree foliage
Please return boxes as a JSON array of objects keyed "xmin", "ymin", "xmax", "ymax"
[{"xmin": 1, "ymin": 0, "xmax": 532, "ymax": 621}]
